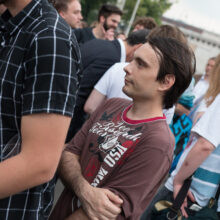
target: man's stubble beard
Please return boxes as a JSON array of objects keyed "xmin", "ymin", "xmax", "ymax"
[{"xmin": 103, "ymin": 19, "xmax": 116, "ymax": 31}]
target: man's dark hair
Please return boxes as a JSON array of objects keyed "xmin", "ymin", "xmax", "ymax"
[
  {"xmin": 49, "ymin": 0, "xmax": 76, "ymax": 12},
  {"xmin": 98, "ymin": 4, "xmax": 123, "ymax": 21},
  {"xmin": 133, "ymin": 17, "xmax": 157, "ymax": 30},
  {"xmin": 126, "ymin": 29, "xmax": 149, "ymax": 46},
  {"xmin": 147, "ymin": 37, "xmax": 195, "ymax": 109}
]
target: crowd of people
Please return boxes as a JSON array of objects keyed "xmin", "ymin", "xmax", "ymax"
[{"xmin": 0, "ymin": 0, "xmax": 219, "ymax": 220}]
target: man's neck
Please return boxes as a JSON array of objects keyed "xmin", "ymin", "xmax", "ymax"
[
  {"xmin": 126, "ymin": 99, "xmax": 163, "ymax": 121},
  {"xmin": 4, "ymin": 0, "xmax": 31, "ymax": 17},
  {"xmin": 92, "ymin": 23, "xmax": 105, "ymax": 39},
  {"xmin": 124, "ymin": 41, "xmax": 133, "ymax": 62}
]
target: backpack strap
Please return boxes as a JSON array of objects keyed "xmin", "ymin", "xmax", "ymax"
[{"xmin": 168, "ymin": 177, "xmax": 192, "ymax": 219}]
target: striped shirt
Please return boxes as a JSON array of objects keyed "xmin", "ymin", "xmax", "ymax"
[
  {"xmin": 166, "ymin": 93, "xmax": 220, "ymax": 211},
  {"xmin": 0, "ymin": 0, "xmax": 81, "ymax": 219}
]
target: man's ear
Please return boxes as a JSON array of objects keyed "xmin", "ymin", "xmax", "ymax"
[
  {"xmin": 158, "ymin": 74, "xmax": 175, "ymax": 92},
  {"xmin": 59, "ymin": 11, "xmax": 66, "ymax": 19},
  {"xmin": 99, "ymin": 15, "xmax": 105, "ymax": 24},
  {"xmin": 133, "ymin": 43, "xmax": 143, "ymax": 51}
]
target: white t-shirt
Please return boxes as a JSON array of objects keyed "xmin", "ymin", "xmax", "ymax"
[
  {"xmin": 196, "ymin": 98, "xmax": 208, "ymax": 113},
  {"xmin": 166, "ymin": 93, "xmax": 220, "ymax": 211},
  {"xmin": 193, "ymin": 77, "xmax": 209, "ymax": 105},
  {"xmin": 95, "ymin": 62, "xmax": 175, "ymax": 124},
  {"xmin": 95, "ymin": 62, "xmax": 128, "ymax": 99}
]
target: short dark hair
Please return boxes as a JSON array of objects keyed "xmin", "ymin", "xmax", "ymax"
[
  {"xmin": 148, "ymin": 25, "xmax": 187, "ymax": 44},
  {"xmin": 133, "ymin": 17, "xmax": 157, "ymax": 30},
  {"xmin": 147, "ymin": 37, "xmax": 195, "ymax": 109},
  {"xmin": 126, "ymin": 29, "xmax": 149, "ymax": 46},
  {"xmin": 49, "ymin": 0, "xmax": 77, "ymax": 12},
  {"xmin": 98, "ymin": 4, "xmax": 123, "ymax": 21}
]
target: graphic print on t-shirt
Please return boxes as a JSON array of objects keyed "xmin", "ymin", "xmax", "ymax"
[{"xmin": 84, "ymin": 111, "xmax": 143, "ymax": 187}]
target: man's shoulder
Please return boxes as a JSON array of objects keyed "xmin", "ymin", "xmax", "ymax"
[
  {"xmin": 81, "ymin": 38, "xmax": 109, "ymax": 49},
  {"xmin": 25, "ymin": 2, "xmax": 73, "ymax": 40},
  {"xmin": 82, "ymin": 38, "xmax": 119, "ymax": 49},
  {"xmin": 73, "ymin": 27, "xmax": 94, "ymax": 44},
  {"xmin": 141, "ymin": 121, "xmax": 175, "ymax": 155},
  {"xmin": 105, "ymin": 62, "xmax": 128, "ymax": 74},
  {"xmin": 112, "ymin": 62, "xmax": 129, "ymax": 69},
  {"xmin": 81, "ymin": 40, "xmax": 121, "ymax": 68},
  {"xmin": 74, "ymin": 27, "xmax": 93, "ymax": 35}
]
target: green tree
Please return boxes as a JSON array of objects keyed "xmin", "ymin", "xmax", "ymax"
[{"xmin": 123, "ymin": 0, "xmax": 172, "ymax": 26}]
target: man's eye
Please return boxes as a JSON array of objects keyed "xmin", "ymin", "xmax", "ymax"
[{"xmin": 137, "ymin": 61, "xmax": 144, "ymax": 67}]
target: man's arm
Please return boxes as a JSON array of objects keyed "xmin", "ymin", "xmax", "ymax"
[
  {"xmin": 175, "ymin": 103, "xmax": 190, "ymax": 116},
  {"xmin": 84, "ymin": 89, "xmax": 107, "ymax": 115},
  {"xmin": 103, "ymin": 147, "xmax": 171, "ymax": 219},
  {"xmin": 0, "ymin": 113, "xmax": 70, "ymax": 199},
  {"xmin": 192, "ymin": 111, "xmax": 204, "ymax": 126},
  {"xmin": 173, "ymin": 136, "xmax": 215, "ymax": 217},
  {"xmin": 65, "ymin": 208, "xmax": 89, "ymax": 220},
  {"xmin": 59, "ymin": 151, "xmax": 123, "ymax": 220},
  {"xmin": 174, "ymin": 137, "xmax": 215, "ymax": 185}
]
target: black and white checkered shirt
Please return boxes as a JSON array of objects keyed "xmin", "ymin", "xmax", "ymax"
[{"xmin": 0, "ymin": 0, "xmax": 81, "ymax": 219}]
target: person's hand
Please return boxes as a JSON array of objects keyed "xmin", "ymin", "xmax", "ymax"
[
  {"xmin": 173, "ymin": 180, "xmax": 195, "ymax": 218},
  {"xmin": 79, "ymin": 184, "xmax": 123, "ymax": 220},
  {"xmin": 104, "ymin": 29, "xmax": 115, "ymax": 41}
]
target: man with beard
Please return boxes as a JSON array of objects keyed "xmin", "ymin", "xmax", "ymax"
[
  {"xmin": 0, "ymin": 0, "xmax": 80, "ymax": 219},
  {"xmin": 74, "ymin": 4, "xmax": 122, "ymax": 44}
]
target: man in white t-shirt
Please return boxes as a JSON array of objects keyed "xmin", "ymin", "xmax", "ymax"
[
  {"xmin": 84, "ymin": 62, "xmax": 175, "ymax": 124},
  {"xmin": 142, "ymin": 93, "xmax": 220, "ymax": 219}
]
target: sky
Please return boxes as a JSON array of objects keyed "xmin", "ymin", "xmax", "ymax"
[{"xmin": 164, "ymin": 0, "xmax": 220, "ymax": 35}]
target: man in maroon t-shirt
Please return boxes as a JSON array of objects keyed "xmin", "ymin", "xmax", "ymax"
[{"xmin": 50, "ymin": 37, "xmax": 195, "ymax": 220}]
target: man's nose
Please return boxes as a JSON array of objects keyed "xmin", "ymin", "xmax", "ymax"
[{"xmin": 124, "ymin": 64, "xmax": 131, "ymax": 75}]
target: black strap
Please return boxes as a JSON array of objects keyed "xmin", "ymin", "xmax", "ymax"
[
  {"xmin": 168, "ymin": 177, "xmax": 192, "ymax": 219},
  {"xmin": 215, "ymin": 184, "xmax": 220, "ymax": 201},
  {"xmin": 168, "ymin": 179, "xmax": 220, "ymax": 219}
]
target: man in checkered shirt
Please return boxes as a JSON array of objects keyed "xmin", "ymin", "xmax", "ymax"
[{"xmin": 0, "ymin": 0, "xmax": 80, "ymax": 219}]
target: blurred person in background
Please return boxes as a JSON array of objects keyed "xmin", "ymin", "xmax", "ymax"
[
  {"xmin": 74, "ymin": 4, "xmax": 122, "ymax": 44},
  {"xmin": 50, "ymin": 0, "xmax": 83, "ymax": 28},
  {"xmin": 133, "ymin": 16, "xmax": 157, "ymax": 32},
  {"xmin": 0, "ymin": 3, "xmax": 6, "ymax": 14},
  {"xmin": 175, "ymin": 57, "xmax": 216, "ymax": 117}
]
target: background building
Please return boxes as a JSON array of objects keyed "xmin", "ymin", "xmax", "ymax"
[{"xmin": 162, "ymin": 16, "xmax": 220, "ymax": 77}]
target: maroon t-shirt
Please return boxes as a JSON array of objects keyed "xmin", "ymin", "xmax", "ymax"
[{"xmin": 52, "ymin": 98, "xmax": 175, "ymax": 219}]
